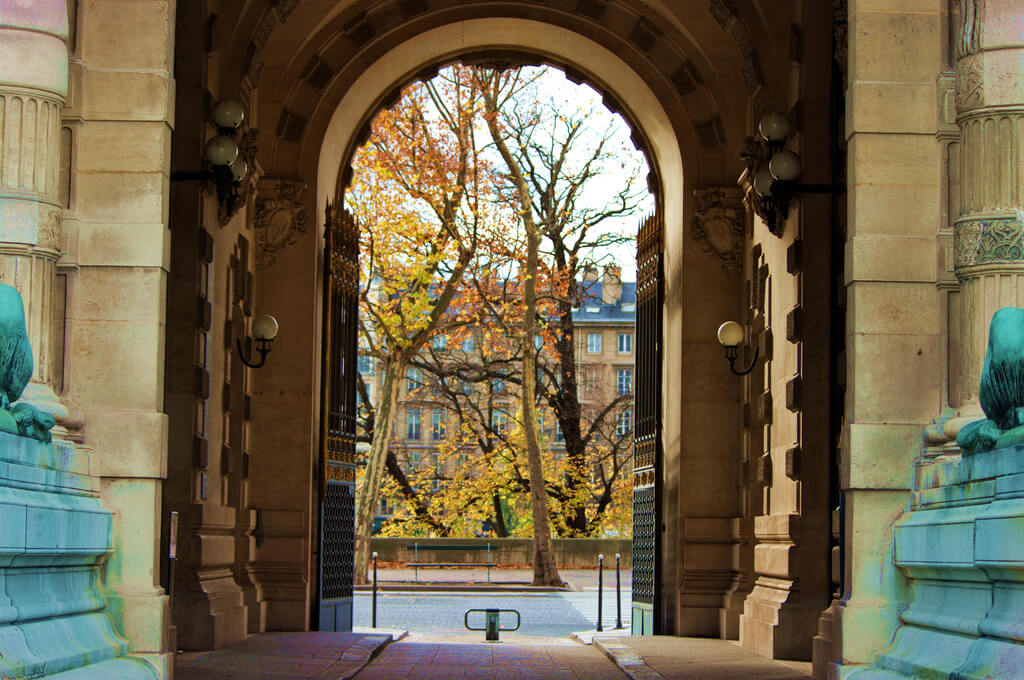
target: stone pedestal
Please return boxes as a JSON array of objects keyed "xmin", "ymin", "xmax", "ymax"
[
  {"xmin": 0, "ymin": 432, "xmax": 158, "ymax": 679},
  {"xmin": 843, "ymin": 445, "xmax": 1024, "ymax": 678}
]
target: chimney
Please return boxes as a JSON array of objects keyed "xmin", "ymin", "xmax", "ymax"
[
  {"xmin": 602, "ymin": 264, "xmax": 622, "ymax": 305},
  {"xmin": 583, "ymin": 265, "xmax": 599, "ymax": 283}
]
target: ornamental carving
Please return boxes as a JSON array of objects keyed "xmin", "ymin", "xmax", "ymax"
[
  {"xmin": 955, "ymin": 217, "xmax": 1024, "ymax": 269},
  {"xmin": 955, "ymin": 57, "xmax": 984, "ymax": 112},
  {"xmin": 254, "ymin": 178, "xmax": 308, "ymax": 268},
  {"xmin": 956, "ymin": 0, "xmax": 982, "ymax": 59},
  {"xmin": 38, "ymin": 207, "xmax": 61, "ymax": 252},
  {"xmin": 692, "ymin": 188, "xmax": 745, "ymax": 274}
]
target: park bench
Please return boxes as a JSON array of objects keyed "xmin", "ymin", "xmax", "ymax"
[{"xmin": 406, "ymin": 542, "xmax": 497, "ymax": 582}]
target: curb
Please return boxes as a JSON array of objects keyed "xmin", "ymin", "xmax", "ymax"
[
  {"xmin": 333, "ymin": 633, "xmax": 396, "ymax": 680},
  {"xmin": 592, "ymin": 637, "xmax": 667, "ymax": 680}
]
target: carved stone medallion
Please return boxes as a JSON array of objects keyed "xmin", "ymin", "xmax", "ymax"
[
  {"xmin": 254, "ymin": 178, "xmax": 308, "ymax": 267},
  {"xmin": 692, "ymin": 188, "xmax": 745, "ymax": 274}
]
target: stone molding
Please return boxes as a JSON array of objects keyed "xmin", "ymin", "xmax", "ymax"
[
  {"xmin": 692, "ymin": 187, "xmax": 744, "ymax": 274},
  {"xmin": 253, "ymin": 178, "xmax": 308, "ymax": 268},
  {"xmin": 954, "ymin": 215, "xmax": 1024, "ymax": 270}
]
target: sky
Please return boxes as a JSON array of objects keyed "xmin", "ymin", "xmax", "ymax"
[{"xmin": 510, "ymin": 66, "xmax": 655, "ymax": 282}]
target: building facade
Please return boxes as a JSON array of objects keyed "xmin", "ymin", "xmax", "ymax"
[
  {"xmin": 0, "ymin": 1, "xmax": 1021, "ymax": 678},
  {"xmin": 364, "ymin": 266, "xmax": 637, "ymax": 536}
]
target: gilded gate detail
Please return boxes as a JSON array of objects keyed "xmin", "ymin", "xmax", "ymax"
[
  {"xmin": 632, "ymin": 212, "xmax": 663, "ymax": 635},
  {"xmin": 317, "ymin": 204, "xmax": 359, "ymax": 630}
]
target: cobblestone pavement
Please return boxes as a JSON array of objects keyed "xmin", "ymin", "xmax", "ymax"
[
  {"xmin": 354, "ymin": 589, "xmax": 631, "ymax": 637},
  {"xmin": 353, "ymin": 635, "xmax": 630, "ymax": 680}
]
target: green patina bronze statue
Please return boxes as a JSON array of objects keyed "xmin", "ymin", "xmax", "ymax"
[
  {"xmin": 0, "ymin": 283, "xmax": 55, "ymax": 442},
  {"xmin": 957, "ymin": 306, "xmax": 1024, "ymax": 454}
]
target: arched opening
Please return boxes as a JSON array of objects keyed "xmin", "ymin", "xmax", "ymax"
[{"xmin": 310, "ymin": 25, "xmax": 686, "ymax": 632}]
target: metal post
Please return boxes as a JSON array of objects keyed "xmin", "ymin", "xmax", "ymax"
[
  {"xmin": 486, "ymin": 608, "xmax": 499, "ymax": 641},
  {"xmin": 414, "ymin": 542, "xmax": 419, "ymax": 582},
  {"xmin": 487, "ymin": 542, "xmax": 491, "ymax": 582},
  {"xmin": 597, "ymin": 553, "xmax": 604, "ymax": 632},
  {"xmin": 372, "ymin": 551, "xmax": 378, "ymax": 628},
  {"xmin": 615, "ymin": 553, "xmax": 622, "ymax": 629},
  {"xmin": 167, "ymin": 511, "xmax": 179, "ymax": 602}
]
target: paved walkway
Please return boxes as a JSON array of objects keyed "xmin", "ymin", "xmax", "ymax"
[
  {"xmin": 174, "ymin": 632, "xmax": 393, "ymax": 680},
  {"xmin": 352, "ymin": 635, "xmax": 629, "ymax": 679},
  {"xmin": 594, "ymin": 636, "xmax": 813, "ymax": 680}
]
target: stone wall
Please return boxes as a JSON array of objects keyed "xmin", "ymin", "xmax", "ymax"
[{"xmin": 368, "ymin": 537, "xmax": 633, "ymax": 568}]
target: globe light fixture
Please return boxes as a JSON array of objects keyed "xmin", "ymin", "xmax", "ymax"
[
  {"xmin": 237, "ymin": 314, "xmax": 279, "ymax": 368},
  {"xmin": 717, "ymin": 320, "xmax": 759, "ymax": 376},
  {"xmin": 205, "ymin": 135, "xmax": 239, "ymax": 166},
  {"xmin": 170, "ymin": 99, "xmax": 252, "ymax": 219},
  {"xmin": 741, "ymin": 111, "xmax": 842, "ymax": 236},
  {"xmin": 769, "ymin": 150, "xmax": 802, "ymax": 181},
  {"xmin": 211, "ymin": 99, "xmax": 245, "ymax": 130},
  {"xmin": 758, "ymin": 112, "xmax": 791, "ymax": 144}
]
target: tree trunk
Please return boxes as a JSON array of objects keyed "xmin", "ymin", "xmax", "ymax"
[
  {"xmin": 555, "ymin": 302, "xmax": 590, "ymax": 535},
  {"xmin": 522, "ymin": 224, "xmax": 565, "ymax": 587},
  {"xmin": 353, "ymin": 356, "xmax": 404, "ymax": 584},
  {"xmin": 491, "ymin": 493, "xmax": 508, "ymax": 537}
]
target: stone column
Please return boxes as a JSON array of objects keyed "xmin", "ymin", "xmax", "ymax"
[
  {"xmin": 0, "ymin": 0, "xmax": 70, "ymax": 424},
  {"xmin": 945, "ymin": 1, "xmax": 1024, "ymax": 439}
]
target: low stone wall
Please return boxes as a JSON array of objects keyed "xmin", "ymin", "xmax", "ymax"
[{"xmin": 368, "ymin": 537, "xmax": 632, "ymax": 568}]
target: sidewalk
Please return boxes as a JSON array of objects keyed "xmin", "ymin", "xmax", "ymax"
[
  {"xmin": 174, "ymin": 631, "xmax": 394, "ymax": 680},
  {"xmin": 352, "ymin": 634, "xmax": 629, "ymax": 679},
  {"xmin": 592, "ymin": 636, "xmax": 814, "ymax": 680}
]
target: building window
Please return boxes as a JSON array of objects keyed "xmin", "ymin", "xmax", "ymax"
[
  {"xmin": 616, "ymin": 409, "xmax": 633, "ymax": 436},
  {"xmin": 617, "ymin": 368, "xmax": 632, "ymax": 395},
  {"xmin": 534, "ymin": 334, "xmax": 543, "ymax": 350},
  {"xmin": 458, "ymin": 452, "xmax": 468, "ymax": 467},
  {"xmin": 460, "ymin": 380, "xmax": 472, "ymax": 395},
  {"xmin": 492, "ymin": 378, "xmax": 506, "ymax": 393},
  {"xmin": 407, "ymin": 451, "xmax": 420, "ymax": 473},
  {"xmin": 432, "ymin": 456, "xmax": 442, "ymax": 491},
  {"xmin": 462, "ymin": 336, "xmax": 474, "ymax": 352},
  {"xmin": 406, "ymin": 407, "xmax": 421, "ymax": 440},
  {"xmin": 582, "ymin": 366, "xmax": 600, "ymax": 395},
  {"xmin": 358, "ymin": 355, "xmax": 372, "ymax": 374},
  {"xmin": 587, "ymin": 333, "xmax": 602, "ymax": 353},
  {"xmin": 617, "ymin": 333, "xmax": 632, "ymax": 353},
  {"xmin": 432, "ymin": 334, "xmax": 448, "ymax": 350},
  {"xmin": 491, "ymin": 410, "xmax": 508, "ymax": 434},
  {"xmin": 407, "ymin": 367, "xmax": 422, "ymax": 393},
  {"xmin": 431, "ymin": 409, "xmax": 445, "ymax": 441},
  {"xmin": 555, "ymin": 420, "xmax": 564, "ymax": 442},
  {"xmin": 379, "ymin": 497, "xmax": 389, "ymax": 515}
]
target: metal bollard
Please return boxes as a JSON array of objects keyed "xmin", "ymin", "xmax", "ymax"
[
  {"xmin": 597, "ymin": 553, "xmax": 604, "ymax": 632},
  {"xmin": 372, "ymin": 552, "xmax": 378, "ymax": 628},
  {"xmin": 465, "ymin": 608, "xmax": 520, "ymax": 642},
  {"xmin": 167, "ymin": 511, "xmax": 179, "ymax": 602},
  {"xmin": 615, "ymin": 553, "xmax": 622, "ymax": 629}
]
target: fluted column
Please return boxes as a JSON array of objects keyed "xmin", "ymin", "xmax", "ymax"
[
  {"xmin": 945, "ymin": 1, "xmax": 1024, "ymax": 439},
  {"xmin": 0, "ymin": 0, "xmax": 69, "ymax": 422}
]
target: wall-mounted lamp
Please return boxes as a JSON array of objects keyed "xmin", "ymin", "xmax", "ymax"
[
  {"xmin": 170, "ymin": 99, "xmax": 250, "ymax": 218},
  {"xmin": 742, "ymin": 112, "xmax": 843, "ymax": 235},
  {"xmin": 237, "ymin": 314, "xmax": 279, "ymax": 368},
  {"xmin": 717, "ymin": 321, "xmax": 759, "ymax": 376}
]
